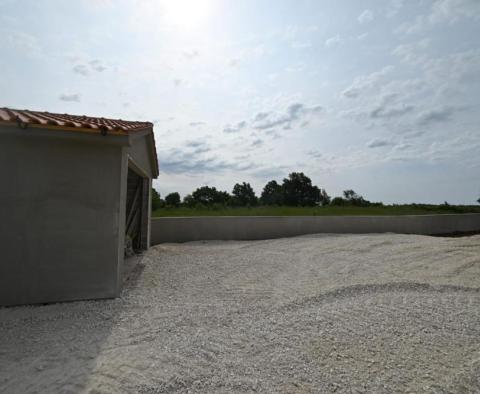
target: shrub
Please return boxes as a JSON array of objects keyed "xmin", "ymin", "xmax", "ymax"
[
  {"xmin": 151, "ymin": 188, "xmax": 164, "ymax": 210},
  {"xmin": 165, "ymin": 192, "xmax": 181, "ymax": 207}
]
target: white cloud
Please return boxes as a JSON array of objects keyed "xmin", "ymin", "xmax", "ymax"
[
  {"xmin": 358, "ymin": 9, "xmax": 374, "ymax": 24},
  {"xmin": 252, "ymin": 103, "xmax": 322, "ymax": 131},
  {"xmin": 342, "ymin": 66, "xmax": 395, "ymax": 98},
  {"xmin": 430, "ymin": 0, "xmax": 480, "ymax": 24},
  {"xmin": 183, "ymin": 49, "xmax": 200, "ymax": 59},
  {"xmin": 223, "ymin": 121, "xmax": 247, "ymax": 133},
  {"xmin": 396, "ymin": 0, "xmax": 480, "ymax": 35},
  {"xmin": 392, "ymin": 39, "xmax": 430, "ymax": 64},
  {"xmin": 3, "ymin": 31, "xmax": 41, "ymax": 55},
  {"xmin": 387, "ymin": 0, "xmax": 405, "ymax": 18},
  {"xmin": 324, "ymin": 35, "xmax": 342, "ymax": 48}
]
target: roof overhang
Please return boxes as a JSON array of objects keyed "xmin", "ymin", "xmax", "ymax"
[{"xmin": 0, "ymin": 113, "xmax": 160, "ymax": 178}]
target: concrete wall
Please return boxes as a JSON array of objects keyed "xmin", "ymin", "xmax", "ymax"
[
  {"xmin": 0, "ymin": 126, "xmax": 126, "ymax": 306},
  {"xmin": 151, "ymin": 214, "xmax": 480, "ymax": 244}
]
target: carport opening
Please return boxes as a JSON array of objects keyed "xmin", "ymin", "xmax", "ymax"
[{"xmin": 125, "ymin": 165, "xmax": 149, "ymax": 256}]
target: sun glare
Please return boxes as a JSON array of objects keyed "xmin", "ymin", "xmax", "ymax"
[{"xmin": 162, "ymin": 0, "xmax": 212, "ymax": 30}]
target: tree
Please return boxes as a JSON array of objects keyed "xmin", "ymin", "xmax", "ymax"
[
  {"xmin": 319, "ymin": 189, "xmax": 331, "ymax": 206},
  {"xmin": 182, "ymin": 194, "xmax": 195, "ymax": 207},
  {"xmin": 342, "ymin": 189, "xmax": 369, "ymax": 206},
  {"xmin": 216, "ymin": 190, "xmax": 232, "ymax": 205},
  {"xmin": 192, "ymin": 186, "xmax": 231, "ymax": 206},
  {"xmin": 477, "ymin": 196, "xmax": 480, "ymax": 204},
  {"xmin": 343, "ymin": 189, "xmax": 359, "ymax": 201},
  {"xmin": 261, "ymin": 180, "xmax": 284, "ymax": 205},
  {"xmin": 232, "ymin": 182, "xmax": 257, "ymax": 206},
  {"xmin": 151, "ymin": 188, "xmax": 164, "ymax": 210},
  {"xmin": 165, "ymin": 192, "xmax": 181, "ymax": 207},
  {"xmin": 330, "ymin": 196, "xmax": 346, "ymax": 206},
  {"xmin": 282, "ymin": 172, "xmax": 321, "ymax": 206}
]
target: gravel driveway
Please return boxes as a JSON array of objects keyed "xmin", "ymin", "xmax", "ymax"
[{"xmin": 1, "ymin": 233, "xmax": 480, "ymax": 393}]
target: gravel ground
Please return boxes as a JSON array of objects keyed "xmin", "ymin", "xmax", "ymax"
[{"xmin": 1, "ymin": 233, "xmax": 480, "ymax": 393}]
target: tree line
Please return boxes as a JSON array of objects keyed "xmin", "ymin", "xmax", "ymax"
[{"xmin": 152, "ymin": 172, "xmax": 380, "ymax": 210}]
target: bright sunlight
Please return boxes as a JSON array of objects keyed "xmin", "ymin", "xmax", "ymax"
[{"xmin": 162, "ymin": 0, "xmax": 213, "ymax": 30}]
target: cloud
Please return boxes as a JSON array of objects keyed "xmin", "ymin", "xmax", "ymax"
[
  {"xmin": 370, "ymin": 104, "xmax": 415, "ymax": 119},
  {"xmin": 251, "ymin": 166, "xmax": 287, "ymax": 179},
  {"xmin": 158, "ymin": 139, "xmax": 286, "ymax": 180},
  {"xmin": 307, "ymin": 150, "xmax": 323, "ymax": 159},
  {"xmin": 325, "ymin": 35, "xmax": 342, "ymax": 48},
  {"xmin": 367, "ymin": 139, "xmax": 393, "ymax": 148},
  {"xmin": 394, "ymin": 143, "xmax": 412, "ymax": 151},
  {"xmin": 430, "ymin": 0, "xmax": 480, "ymax": 24},
  {"xmin": 4, "ymin": 31, "xmax": 41, "ymax": 54},
  {"xmin": 73, "ymin": 64, "xmax": 89, "ymax": 76},
  {"xmin": 86, "ymin": 0, "xmax": 112, "ymax": 7},
  {"xmin": 189, "ymin": 121, "xmax": 205, "ymax": 127},
  {"xmin": 59, "ymin": 93, "xmax": 80, "ymax": 102},
  {"xmin": 183, "ymin": 49, "xmax": 199, "ymax": 59},
  {"xmin": 358, "ymin": 9, "xmax": 374, "ymax": 24},
  {"xmin": 392, "ymin": 39, "xmax": 430, "ymax": 64},
  {"xmin": 227, "ymin": 44, "xmax": 270, "ymax": 68},
  {"xmin": 72, "ymin": 59, "xmax": 107, "ymax": 76},
  {"xmin": 173, "ymin": 79, "xmax": 182, "ymax": 87},
  {"xmin": 185, "ymin": 140, "xmax": 202, "ymax": 147},
  {"xmin": 291, "ymin": 41, "xmax": 312, "ymax": 50},
  {"xmin": 229, "ymin": 58, "xmax": 240, "ymax": 67},
  {"xmin": 252, "ymin": 103, "xmax": 322, "ymax": 131},
  {"xmin": 404, "ymin": 130, "xmax": 426, "ymax": 139},
  {"xmin": 417, "ymin": 106, "xmax": 464, "ymax": 126},
  {"xmin": 342, "ymin": 66, "xmax": 395, "ymax": 98},
  {"xmin": 251, "ymin": 138, "xmax": 264, "ymax": 147},
  {"xmin": 421, "ymin": 49, "xmax": 480, "ymax": 85},
  {"xmin": 387, "ymin": 0, "xmax": 405, "ymax": 17},
  {"xmin": 159, "ymin": 147, "xmax": 256, "ymax": 175},
  {"xmin": 89, "ymin": 59, "xmax": 106, "ymax": 72},
  {"xmin": 223, "ymin": 120, "xmax": 247, "ymax": 133},
  {"xmin": 396, "ymin": 0, "xmax": 480, "ymax": 35},
  {"xmin": 254, "ymin": 112, "xmax": 270, "ymax": 122}
]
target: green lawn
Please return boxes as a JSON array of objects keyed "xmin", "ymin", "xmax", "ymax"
[{"xmin": 152, "ymin": 204, "xmax": 480, "ymax": 217}]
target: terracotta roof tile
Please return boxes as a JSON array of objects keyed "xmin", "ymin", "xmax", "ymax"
[
  {"xmin": 0, "ymin": 108, "xmax": 159, "ymax": 178},
  {"xmin": 0, "ymin": 108, "xmax": 153, "ymax": 133}
]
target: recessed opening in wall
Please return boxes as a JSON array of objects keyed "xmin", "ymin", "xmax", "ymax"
[{"xmin": 125, "ymin": 165, "xmax": 149, "ymax": 256}]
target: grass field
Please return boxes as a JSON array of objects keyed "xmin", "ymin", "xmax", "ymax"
[{"xmin": 152, "ymin": 204, "xmax": 480, "ymax": 217}]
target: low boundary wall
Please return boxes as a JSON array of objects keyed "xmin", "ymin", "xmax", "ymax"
[{"xmin": 151, "ymin": 214, "xmax": 480, "ymax": 244}]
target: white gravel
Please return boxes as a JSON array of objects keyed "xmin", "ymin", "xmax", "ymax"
[{"xmin": 1, "ymin": 233, "xmax": 480, "ymax": 393}]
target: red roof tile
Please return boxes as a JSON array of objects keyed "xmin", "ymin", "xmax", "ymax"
[
  {"xmin": 0, "ymin": 108, "xmax": 153, "ymax": 133},
  {"xmin": 0, "ymin": 108, "xmax": 159, "ymax": 177}
]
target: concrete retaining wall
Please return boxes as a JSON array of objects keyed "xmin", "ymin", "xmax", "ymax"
[{"xmin": 151, "ymin": 214, "xmax": 480, "ymax": 244}]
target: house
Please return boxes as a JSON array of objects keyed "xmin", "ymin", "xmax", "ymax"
[{"xmin": 0, "ymin": 108, "xmax": 159, "ymax": 306}]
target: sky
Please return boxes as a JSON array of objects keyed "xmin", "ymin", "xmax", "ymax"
[{"xmin": 1, "ymin": 0, "xmax": 479, "ymax": 204}]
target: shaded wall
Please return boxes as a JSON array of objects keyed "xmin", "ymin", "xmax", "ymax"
[
  {"xmin": 126, "ymin": 134, "xmax": 153, "ymax": 248},
  {"xmin": 0, "ymin": 127, "xmax": 124, "ymax": 306},
  {"xmin": 151, "ymin": 214, "xmax": 480, "ymax": 244}
]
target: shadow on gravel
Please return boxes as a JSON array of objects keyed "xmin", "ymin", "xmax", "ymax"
[
  {"xmin": 431, "ymin": 231, "xmax": 480, "ymax": 238},
  {"xmin": 0, "ymin": 253, "xmax": 147, "ymax": 393},
  {"xmin": 279, "ymin": 281, "xmax": 480, "ymax": 312}
]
